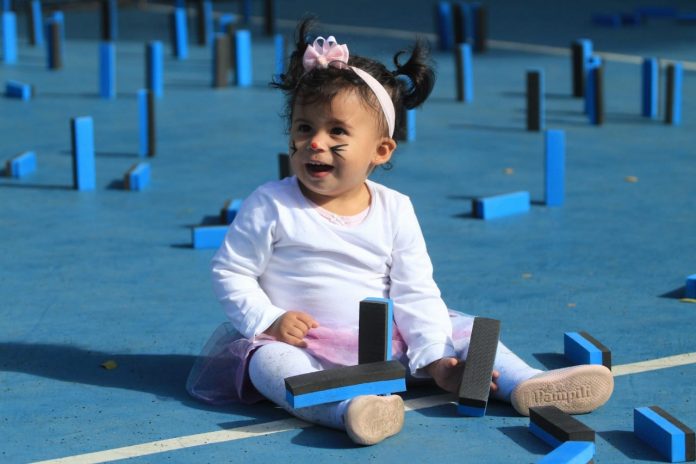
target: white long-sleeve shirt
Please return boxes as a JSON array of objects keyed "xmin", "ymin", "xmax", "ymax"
[{"xmin": 211, "ymin": 176, "xmax": 456, "ymax": 375}]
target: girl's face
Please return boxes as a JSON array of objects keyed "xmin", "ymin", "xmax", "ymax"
[{"xmin": 289, "ymin": 89, "xmax": 396, "ymax": 212}]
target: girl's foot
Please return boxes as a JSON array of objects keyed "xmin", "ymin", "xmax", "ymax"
[
  {"xmin": 344, "ymin": 395, "xmax": 404, "ymax": 445},
  {"xmin": 510, "ymin": 364, "xmax": 613, "ymax": 416}
]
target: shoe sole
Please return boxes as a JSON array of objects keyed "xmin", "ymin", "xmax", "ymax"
[
  {"xmin": 345, "ymin": 395, "xmax": 404, "ymax": 446},
  {"xmin": 511, "ymin": 365, "xmax": 614, "ymax": 416}
]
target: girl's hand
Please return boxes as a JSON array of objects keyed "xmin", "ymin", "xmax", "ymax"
[
  {"xmin": 425, "ymin": 357, "xmax": 500, "ymax": 394},
  {"xmin": 264, "ymin": 311, "xmax": 319, "ymax": 348}
]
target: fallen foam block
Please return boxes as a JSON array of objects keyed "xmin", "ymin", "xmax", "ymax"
[
  {"xmin": 192, "ymin": 225, "xmax": 228, "ymax": 249},
  {"xmin": 285, "ymin": 360, "xmax": 406, "ymax": 409},
  {"xmin": 458, "ymin": 317, "xmax": 500, "ymax": 416},
  {"xmin": 6, "ymin": 80, "xmax": 32, "ymax": 100},
  {"xmin": 686, "ymin": 275, "xmax": 696, "ymax": 299},
  {"xmin": 530, "ymin": 405, "xmax": 595, "ymax": 448},
  {"xmin": 538, "ymin": 441, "xmax": 595, "ymax": 464},
  {"xmin": 634, "ymin": 406, "xmax": 695, "ymax": 462},
  {"xmin": 5, "ymin": 151, "xmax": 36, "ymax": 178},
  {"xmin": 473, "ymin": 191, "xmax": 530, "ymax": 220},
  {"xmin": 220, "ymin": 198, "xmax": 243, "ymax": 224},
  {"xmin": 358, "ymin": 298, "xmax": 393, "ymax": 364},
  {"xmin": 564, "ymin": 331, "xmax": 611, "ymax": 369},
  {"xmin": 124, "ymin": 162, "xmax": 150, "ymax": 191}
]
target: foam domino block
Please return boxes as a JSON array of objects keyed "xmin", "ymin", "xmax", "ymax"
[
  {"xmin": 358, "ymin": 298, "xmax": 393, "ymax": 364},
  {"xmin": 212, "ymin": 33, "xmax": 231, "ymax": 87},
  {"xmin": 196, "ymin": 0, "xmax": 213, "ymax": 46},
  {"xmin": 571, "ymin": 39, "xmax": 592, "ymax": 98},
  {"xmin": 584, "ymin": 56, "xmax": 602, "ymax": 118},
  {"xmin": 220, "ymin": 198, "xmax": 243, "ymax": 224},
  {"xmin": 5, "ymin": 151, "xmax": 36, "ymax": 178},
  {"xmin": 455, "ymin": 42, "xmax": 473, "ymax": 103},
  {"xmin": 538, "ymin": 441, "xmax": 595, "ymax": 464},
  {"xmin": 472, "ymin": 3, "xmax": 487, "ymax": 53},
  {"xmin": 530, "ymin": 405, "xmax": 595, "ymax": 448},
  {"xmin": 544, "ymin": 129, "xmax": 565, "ymax": 207},
  {"xmin": 527, "ymin": 69, "xmax": 545, "ymax": 131},
  {"xmin": 273, "ymin": 33, "xmax": 286, "ymax": 81},
  {"xmin": 123, "ymin": 162, "xmax": 150, "ymax": 191},
  {"xmin": 29, "ymin": 0, "xmax": 44, "ymax": 46},
  {"xmin": 6, "ymin": 80, "xmax": 32, "ymax": 100},
  {"xmin": 686, "ymin": 275, "xmax": 696, "ymax": 299},
  {"xmin": 71, "ymin": 116, "xmax": 96, "ymax": 191},
  {"xmin": 2, "ymin": 11, "xmax": 17, "ymax": 64},
  {"xmin": 457, "ymin": 317, "xmax": 500, "ymax": 416},
  {"xmin": 263, "ymin": 0, "xmax": 277, "ymax": 36},
  {"xmin": 146, "ymin": 41, "xmax": 163, "ymax": 98},
  {"xmin": 564, "ymin": 331, "xmax": 611, "ymax": 369},
  {"xmin": 634, "ymin": 406, "xmax": 695, "ymax": 462},
  {"xmin": 192, "ymin": 225, "xmax": 228, "ymax": 249},
  {"xmin": 101, "ymin": 0, "xmax": 117, "ymax": 41},
  {"xmin": 171, "ymin": 8, "xmax": 188, "ymax": 59},
  {"xmin": 278, "ymin": 153, "xmax": 292, "ymax": 179},
  {"xmin": 285, "ymin": 360, "xmax": 406, "ymax": 409},
  {"xmin": 665, "ymin": 63, "xmax": 683, "ymax": 125},
  {"xmin": 642, "ymin": 58, "xmax": 659, "ymax": 119},
  {"xmin": 473, "ymin": 191, "xmax": 530, "ymax": 220},
  {"xmin": 435, "ymin": 2, "xmax": 454, "ymax": 51},
  {"xmin": 234, "ymin": 29, "xmax": 252, "ymax": 87},
  {"xmin": 452, "ymin": 1, "xmax": 473, "ymax": 46},
  {"xmin": 99, "ymin": 42, "xmax": 116, "ymax": 99}
]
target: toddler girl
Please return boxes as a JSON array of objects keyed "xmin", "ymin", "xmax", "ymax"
[{"xmin": 187, "ymin": 19, "xmax": 613, "ymax": 446}]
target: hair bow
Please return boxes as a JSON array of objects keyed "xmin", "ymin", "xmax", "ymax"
[{"xmin": 302, "ymin": 36, "xmax": 350, "ymax": 71}]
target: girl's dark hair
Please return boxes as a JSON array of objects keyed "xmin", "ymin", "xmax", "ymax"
[{"xmin": 271, "ymin": 17, "xmax": 436, "ymax": 137}]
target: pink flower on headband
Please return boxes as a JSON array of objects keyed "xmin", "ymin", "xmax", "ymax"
[{"xmin": 303, "ymin": 36, "xmax": 350, "ymax": 71}]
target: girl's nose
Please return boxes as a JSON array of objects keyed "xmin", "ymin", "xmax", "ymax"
[{"xmin": 308, "ymin": 140, "xmax": 324, "ymax": 152}]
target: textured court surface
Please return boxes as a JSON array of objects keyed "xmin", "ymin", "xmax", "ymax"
[{"xmin": 2, "ymin": 1, "xmax": 696, "ymax": 462}]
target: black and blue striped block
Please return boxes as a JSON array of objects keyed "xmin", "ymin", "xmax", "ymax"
[
  {"xmin": 457, "ymin": 317, "xmax": 500, "ymax": 416},
  {"xmin": 359, "ymin": 298, "xmax": 393, "ymax": 364},
  {"xmin": 124, "ymin": 162, "xmax": 150, "ymax": 191},
  {"xmin": 530, "ymin": 405, "xmax": 595, "ymax": 448},
  {"xmin": 634, "ymin": 406, "xmax": 695, "ymax": 463},
  {"xmin": 564, "ymin": 331, "xmax": 611, "ymax": 369},
  {"xmin": 285, "ymin": 360, "xmax": 406, "ymax": 409},
  {"xmin": 5, "ymin": 151, "xmax": 36, "ymax": 178},
  {"xmin": 538, "ymin": 441, "xmax": 595, "ymax": 464}
]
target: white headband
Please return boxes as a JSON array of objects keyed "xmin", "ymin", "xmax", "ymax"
[{"xmin": 302, "ymin": 36, "xmax": 396, "ymax": 138}]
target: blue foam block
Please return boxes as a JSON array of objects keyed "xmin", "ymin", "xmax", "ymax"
[
  {"xmin": 538, "ymin": 441, "xmax": 595, "ymax": 464},
  {"xmin": 125, "ymin": 162, "xmax": 150, "ymax": 191},
  {"xmin": 544, "ymin": 129, "xmax": 565, "ymax": 207},
  {"xmin": 137, "ymin": 89, "xmax": 149, "ymax": 157},
  {"xmin": 666, "ymin": 63, "xmax": 683, "ymax": 125},
  {"xmin": 435, "ymin": 2, "xmax": 454, "ymax": 51},
  {"xmin": 217, "ymin": 13, "xmax": 236, "ymax": 33},
  {"xmin": 273, "ymin": 33, "xmax": 285, "ymax": 80},
  {"xmin": 287, "ymin": 378, "xmax": 406, "ymax": 409},
  {"xmin": 473, "ymin": 191, "xmax": 530, "ymax": 220},
  {"xmin": 6, "ymin": 80, "xmax": 31, "ymax": 100},
  {"xmin": 564, "ymin": 332, "xmax": 609, "ymax": 368},
  {"xmin": 2, "ymin": 11, "xmax": 17, "ymax": 64},
  {"xmin": 71, "ymin": 116, "xmax": 96, "ymax": 191},
  {"xmin": 6, "ymin": 151, "xmax": 37, "ymax": 178},
  {"xmin": 103, "ymin": 0, "xmax": 117, "ymax": 41},
  {"xmin": 530, "ymin": 421, "xmax": 563, "ymax": 448},
  {"xmin": 99, "ymin": 42, "xmax": 116, "ymax": 99},
  {"xmin": 456, "ymin": 43, "xmax": 473, "ymax": 103},
  {"xmin": 192, "ymin": 225, "xmax": 228, "ymax": 249},
  {"xmin": 642, "ymin": 58, "xmax": 659, "ymax": 118},
  {"xmin": 235, "ymin": 29, "xmax": 253, "ymax": 87},
  {"xmin": 221, "ymin": 198, "xmax": 243, "ymax": 224},
  {"xmin": 405, "ymin": 109, "xmax": 416, "ymax": 142},
  {"xmin": 527, "ymin": 68, "xmax": 544, "ymax": 131},
  {"xmin": 200, "ymin": 0, "xmax": 213, "ymax": 46},
  {"xmin": 453, "ymin": 1, "xmax": 473, "ymax": 45},
  {"xmin": 359, "ymin": 297, "xmax": 394, "ymax": 363},
  {"xmin": 686, "ymin": 275, "xmax": 696, "ymax": 299},
  {"xmin": 634, "ymin": 406, "xmax": 695, "ymax": 462},
  {"xmin": 30, "ymin": 0, "xmax": 43, "ymax": 46},
  {"xmin": 146, "ymin": 41, "xmax": 163, "ymax": 98},
  {"xmin": 584, "ymin": 56, "xmax": 602, "ymax": 119},
  {"xmin": 172, "ymin": 8, "xmax": 188, "ymax": 59}
]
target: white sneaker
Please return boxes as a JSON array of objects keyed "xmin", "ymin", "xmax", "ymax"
[
  {"xmin": 511, "ymin": 364, "xmax": 614, "ymax": 416},
  {"xmin": 344, "ymin": 395, "xmax": 404, "ymax": 445}
]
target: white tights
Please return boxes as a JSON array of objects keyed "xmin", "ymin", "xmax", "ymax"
[{"xmin": 248, "ymin": 328, "xmax": 542, "ymax": 430}]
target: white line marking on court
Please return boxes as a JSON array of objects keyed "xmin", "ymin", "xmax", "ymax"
[{"xmin": 31, "ymin": 352, "xmax": 696, "ymax": 464}]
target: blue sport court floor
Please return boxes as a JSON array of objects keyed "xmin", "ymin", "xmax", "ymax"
[{"xmin": 2, "ymin": 0, "xmax": 696, "ymax": 462}]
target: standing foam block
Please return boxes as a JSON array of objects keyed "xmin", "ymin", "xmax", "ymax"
[
  {"xmin": 591, "ymin": 65, "xmax": 605, "ymax": 125},
  {"xmin": 264, "ymin": 0, "xmax": 276, "ymax": 36},
  {"xmin": 29, "ymin": 0, "xmax": 43, "ymax": 46},
  {"xmin": 99, "ymin": 42, "xmax": 116, "ymax": 99},
  {"xmin": 45, "ymin": 18, "xmax": 62, "ymax": 69},
  {"xmin": 435, "ymin": 2, "xmax": 454, "ymax": 51},
  {"xmin": 571, "ymin": 39, "xmax": 592, "ymax": 98},
  {"xmin": 642, "ymin": 58, "xmax": 659, "ymax": 118},
  {"xmin": 527, "ymin": 69, "xmax": 544, "ymax": 131},
  {"xmin": 457, "ymin": 317, "xmax": 500, "ymax": 416},
  {"xmin": 137, "ymin": 89, "xmax": 155, "ymax": 157},
  {"xmin": 274, "ymin": 33, "xmax": 285, "ymax": 80},
  {"xmin": 101, "ymin": 0, "xmax": 117, "ymax": 41},
  {"xmin": 6, "ymin": 80, "xmax": 32, "ymax": 100},
  {"xmin": 5, "ymin": 151, "xmax": 36, "ymax": 178},
  {"xmin": 220, "ymin": 198, "xmax": 243, "ymax": 224},
  {"xmin": 278, "ymin": 153, "xmax": 291, "ymax": 179},
  {"xmin": 234, "ymin": 29, "xmax": 252, "ymax": 87},
  {"xmin": 455, "ymin": 43, "xmax": 473, "ymax": 102},
  {"xmin": 564, "ymin": 331, "xmax": 611, "ymax": 369},
  {"xmin": 686, "ymin": 275, "xmax": 696, "ymax": 299},
  {"xmin": 285, "ymin": 360, "xmax": 406, "ymax": 409},
  {"xmin": 471, "ymin": 3, "xmax": 487, "ymax": 52},
  {"xmin": 544, "ymin": 129, "xmax": 565, "ymax": 207},
  {"xmin": 584, "ymin": 56, "xmax": 602, "ymax": 117},
  {"xmin": 71, "ymin": 117, "xmax": 96, "ymax": 191},
  {"xmin": 473, "ymin": 191, "xmax": 530, "ymax": 220},
  {"xmin": 634, "ymin": 406, "xmax": 695, "ymax": 462},
  {"xmin": 358, "ymin": 298, "xmax": 393, "ymax": 364},
  {"xmin": 2, "ymin": 11, "xmax": 17, "ymax": 64},
  {"xmin": 405, "ymin": 109, "xmax": 416, "ymax": 142},
  {"xmin": 146, "ymin": 41, "xmax": 163, "ymax": 98},
  {"xmin": 665, "ymin": 63, "xmax": 683, "ymax": 125},
  {"xmin": 171, "ymin": 8, "xmax": 188, "ymax": 59},
  {"xmin": 192, "ymin": 225, "xmax": 228, "ymax": 249},
  {"xmin": 452, "ymin": 1, "xmax": 473, "ymax": 46},
  {"xmin": 212, "ymin": 33, "xmax": 231, "ymax": 87},
  {"xmin": 124, "ymin": 162, "xmax": 150, "ymax": 191},
  {"xmin": 538, "ymin": 441, "xmax": 595, "ymax": 464},
  {"xmin": 196, "ymin": 0, "xmax": 213, "ymax": 46},
  {"xmin": 530, "ymin": 406, "xmax": 595, "ymax": 448}
]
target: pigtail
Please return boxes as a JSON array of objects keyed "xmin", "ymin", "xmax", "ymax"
[{"xmin": 392, "ymin": 39, "xmax": 436, "ymax": 110}]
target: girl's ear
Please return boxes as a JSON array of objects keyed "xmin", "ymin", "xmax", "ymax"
[{"xmin": 372, "ymin": 137, "xmax": 397, "ymax": 166}]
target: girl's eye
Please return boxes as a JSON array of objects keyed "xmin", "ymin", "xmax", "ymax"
[
  {"xmin": 330, "ymin": 127, "xmax": 347, "ymax": 135},
  {"xmin": 296, "ymin": 124, "xmax": 312, "ymax": 133}
]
